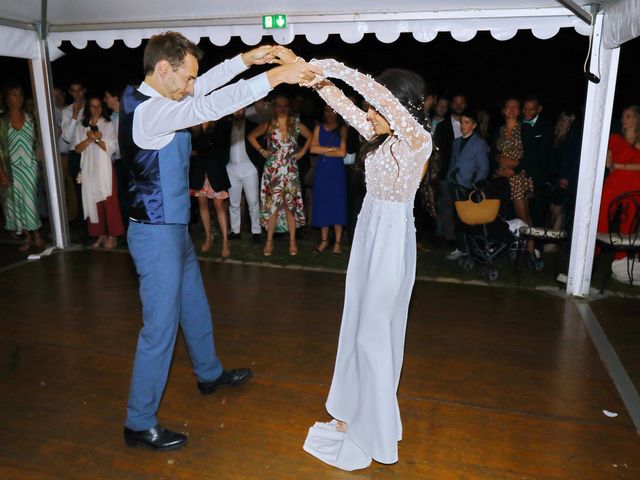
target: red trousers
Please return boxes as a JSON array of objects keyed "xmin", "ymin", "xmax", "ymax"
[{"xmin": 87, "ymin": 165, "xmax": 125, "ymax": 238}]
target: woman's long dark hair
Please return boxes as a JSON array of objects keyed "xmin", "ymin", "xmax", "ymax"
[
  {"xmin": 81, "ymin": 94, "xmax": 111, "ymax": 127},
  {"xmin": 357, "ymin": 68, "xmax": 430, "ymax": 172}
]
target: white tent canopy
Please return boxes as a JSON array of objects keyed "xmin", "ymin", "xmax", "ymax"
[
  {"xmin": 0, "ymin": 0, "xmax": 638, "ymax": 297},
  {"xmin": 1, "ymin": 1, "xmax": 601, "ymax": 57}
]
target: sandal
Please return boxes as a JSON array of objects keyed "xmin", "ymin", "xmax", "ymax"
[
  {"xmin": 92, "ymin": 235, "xmax": 107, "ymax": 248},
  {"xmin": 263, "ymin": 240, "xmax": 273, "ymax": 257},
  {"xmin": 201, "ymin": 234, "xmax": 213, "ymax": 253},
  {"xmin": 315, "ymin": 240, "xmax": 329, "ymax": 253},
  {"xmin": 221, "ymin": 241, "xmax": 231, "ymax": 258},
  {"xmin": 332, "ymin": 241, "xmax": 342, "ymax": 256},
  {"xmin": 289, "ymin": 240, "xmax": 298, "ymax": 256}
]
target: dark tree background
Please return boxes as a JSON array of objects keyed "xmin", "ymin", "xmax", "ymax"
[{"xmin": 1, "ymin": 28, "xmax": 639, "ymax": 122}]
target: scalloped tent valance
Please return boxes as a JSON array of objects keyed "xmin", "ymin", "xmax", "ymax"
[
  {"xmin": 51, "ymin": 15, "xmax": 593, "ymax": 51},
  {"xmin": 0, "ymin": 1, "xmax": 603, "ymax": 60}
]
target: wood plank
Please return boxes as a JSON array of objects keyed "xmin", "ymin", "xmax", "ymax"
[{"xmin": 1, "ymin": 250, "xmax": 639, "ymax": 479}]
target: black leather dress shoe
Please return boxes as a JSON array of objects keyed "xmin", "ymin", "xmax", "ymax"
[
  {"xmin": 197, "ymin": 368, "xmax": 253, "ymax": 395},
  {"xmin": 252, "ymin": 234, "xmax": 262, "ymax": 244},
  {"xmin": 124, "ymin": 425, "xmax": 187, "ymax": 451},
  {"xmin": 228, "ymin": 232, "xmax": 241, "ymax": 240}
]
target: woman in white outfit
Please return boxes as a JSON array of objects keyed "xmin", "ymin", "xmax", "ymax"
[{"xmin": 298, "ymin": 56, "xmax": 432, "ymax": 471}]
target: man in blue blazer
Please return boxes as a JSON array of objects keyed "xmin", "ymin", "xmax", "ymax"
[
  {"xmin": 120, "ymin": 32, "xmax": 321, "ymax": 451},
  {"xmin": 446, "ymin": 109, "xmax": 489, "ymax": 259}
]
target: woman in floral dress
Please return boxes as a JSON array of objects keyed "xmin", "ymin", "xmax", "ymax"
[{"xmin": 248, "ymin": 94, "xmax": 312, "ymax": 256}]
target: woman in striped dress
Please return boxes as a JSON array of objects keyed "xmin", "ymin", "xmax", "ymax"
[{"xmin": 0, "ymin": 84, "xmax": 44, "ymax": 252}]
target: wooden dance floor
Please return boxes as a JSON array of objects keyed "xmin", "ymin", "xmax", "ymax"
[{"xmin": 1, "ymin": 249, "xmax": 639, "ymax": 479}]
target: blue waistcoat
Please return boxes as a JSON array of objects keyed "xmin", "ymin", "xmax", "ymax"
[{"xmin": 119, "ymin": 85, "xmax": 191, "ymax": 224}]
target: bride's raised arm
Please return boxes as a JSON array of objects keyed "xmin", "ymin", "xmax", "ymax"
[{"xmin": 309, "ymin": 58, "xmax": 430, "ymax": 152}]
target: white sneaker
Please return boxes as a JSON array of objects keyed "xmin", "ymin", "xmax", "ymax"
[{"xmin": 446, "ymin": 249, "xmax": 464, "ymax": 260}]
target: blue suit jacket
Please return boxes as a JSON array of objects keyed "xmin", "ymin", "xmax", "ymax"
[{"xmin": 447, "ymin": 133, "xmax": 489, "ymax": 189}]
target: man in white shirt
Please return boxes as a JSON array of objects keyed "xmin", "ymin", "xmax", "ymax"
[
  {"xmin": 53, "ymin": 87, "xmax": 79, "ymax": 221},
  {"xmin": 121, "ymin": 31, "xmax": 321, "ymax": 451},
  {"xmin": 60, "ymin": 81, "xmax": 86, "ymax": 228},
  {"xmin": 227, "ymin": 107, "xmax": 262, "ymax": 242}
]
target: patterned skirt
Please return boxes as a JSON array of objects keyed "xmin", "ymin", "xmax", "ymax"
[
  {"xmin": 190, "ymin": 175, "xmax": 229, "ymax": 200},
  {"xmin": 508, "ymin": 171, "xmax": 534, "ymax": 201}
]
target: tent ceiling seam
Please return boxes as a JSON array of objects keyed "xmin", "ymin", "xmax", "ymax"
[
  {"xmin": 47, "ymin": 7, "xmax": 581, "ymax": 32},
  {"xmin": 0, "ymin": 18, "xmax": 36, "ymax": 30}
]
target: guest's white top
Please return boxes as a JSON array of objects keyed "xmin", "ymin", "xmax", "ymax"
[{"xmin": 228, "ymin": 121, "xmax": 255, "ymax": 172}]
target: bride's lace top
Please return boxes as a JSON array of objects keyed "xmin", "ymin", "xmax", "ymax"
[{"xmin": 310, "ymin": 58, "xmax": 432, "ymax": 203}]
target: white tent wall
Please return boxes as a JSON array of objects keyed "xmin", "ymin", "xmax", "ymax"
[
  {"xmin": 0, "ymin": 25, "xmax": 39, "ymax": 59},
  {"xmin": 603, "ymin": 0, "xmax": 640, "ymax": 48}
]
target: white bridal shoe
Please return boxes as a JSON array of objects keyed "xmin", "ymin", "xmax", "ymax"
[{"xmin": 303, "ymin": 420, "xmax": 372, "ymax": 471}]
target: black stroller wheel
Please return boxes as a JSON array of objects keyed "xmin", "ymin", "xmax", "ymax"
[
  {"xmin": 487, "ymin": 268, "xmax": 499, "ymax": 281},
  {"xmin": 458, "ymin": 256, "xmax": 474, "ymax": 271}
]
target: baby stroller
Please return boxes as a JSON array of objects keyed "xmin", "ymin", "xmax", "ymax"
[{"xmin": 451, "ymin": 178, "xmax": 517, "ymax": 281}]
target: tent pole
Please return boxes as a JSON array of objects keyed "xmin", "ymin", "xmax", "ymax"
[
  {"xmin": 556, "ymin": 0, "xmax": 592, "ymax": 24},
  {"xmin": 30, "ymin": 12, "xmax": 70, "ymax": 249},
  {"xmin": 566, "ymin": 12, "xmax": 620, "ymax": 297}
]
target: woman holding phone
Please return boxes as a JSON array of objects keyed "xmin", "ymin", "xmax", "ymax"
[{"xmin": 74, "ymin": 94, "xmax": 124, "ymax": 248}]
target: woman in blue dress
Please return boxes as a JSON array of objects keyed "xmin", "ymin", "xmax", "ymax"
[{"xmin": 311, "ymin": 104, "xmax": 348, "ymax": 254}]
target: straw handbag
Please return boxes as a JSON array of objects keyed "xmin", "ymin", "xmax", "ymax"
[{"xmin": 454, "ymin": 191, "xmax": 500, "ymax": 225}]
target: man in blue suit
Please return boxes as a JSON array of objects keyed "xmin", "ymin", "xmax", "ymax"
[
  {"xmin": 446, "ymin": 109, "xmax": 489, "ymax": 259},
  {"xmin": 120, "ymin": 32, "xmax": 321, "ymax": 451}
]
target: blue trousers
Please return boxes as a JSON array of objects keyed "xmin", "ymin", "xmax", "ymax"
[{"xmin": 125, "ymin": 221, "xmax": 223, "ymax": 430}]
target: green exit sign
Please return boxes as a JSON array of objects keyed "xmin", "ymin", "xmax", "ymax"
[{"xmin": 263, "ymin": 14, "xmax": 287, "ymax": 29}]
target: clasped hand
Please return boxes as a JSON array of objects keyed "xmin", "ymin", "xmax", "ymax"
[{"xmin": 243, "ymin": 45, "xmax": 324, "ymax": 87}]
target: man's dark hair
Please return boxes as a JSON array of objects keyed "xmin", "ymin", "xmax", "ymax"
[
  {"xmin": 143, "ymin": 31, "xmax": 204, "ymax": 75},
  {"xmin": 105, "ymin": 85, "xmax": 124, "ymax": 100},
  {"xmin": 460, "ymin": 108, "xmax": 479, "ymax": 124},
  {"xmin": 68, "ymin": 80, "xmax": 86, "ymax": 90},
  {"xmin": 523, "ymin": 94, "xmax": 542, "ymax": 105},
  {"xmin": 450, "ymin": 92, "xmax": 467, "ymax": 103}
]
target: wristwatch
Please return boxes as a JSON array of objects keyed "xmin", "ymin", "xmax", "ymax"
[{"xmin": 94, "ymin": 139, "xmax": 100, "ymax": 144}]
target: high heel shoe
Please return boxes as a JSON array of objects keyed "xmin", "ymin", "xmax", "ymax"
[
  {"xmin": 289, "ymin": 240, "xmax": 298, "ymax": 256},
  {"xmin": 314, "ymin": 240, "xmax": 329, "ymax": 253},
  {"xmin": 332, "ymin": 241, "xmax": 342, "ymax": 255},
  {"xmin": 104, "ymin": 236, "xmax": 117, "ymax": 249},
  {"xmin": 92, "ymin": 235, "xmax": 107, "ymax": 248}
]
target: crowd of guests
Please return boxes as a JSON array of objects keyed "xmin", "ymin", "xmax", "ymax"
[{"xmin": 0, "ymin": 76, "xmax": 638, "ymax": 271}]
